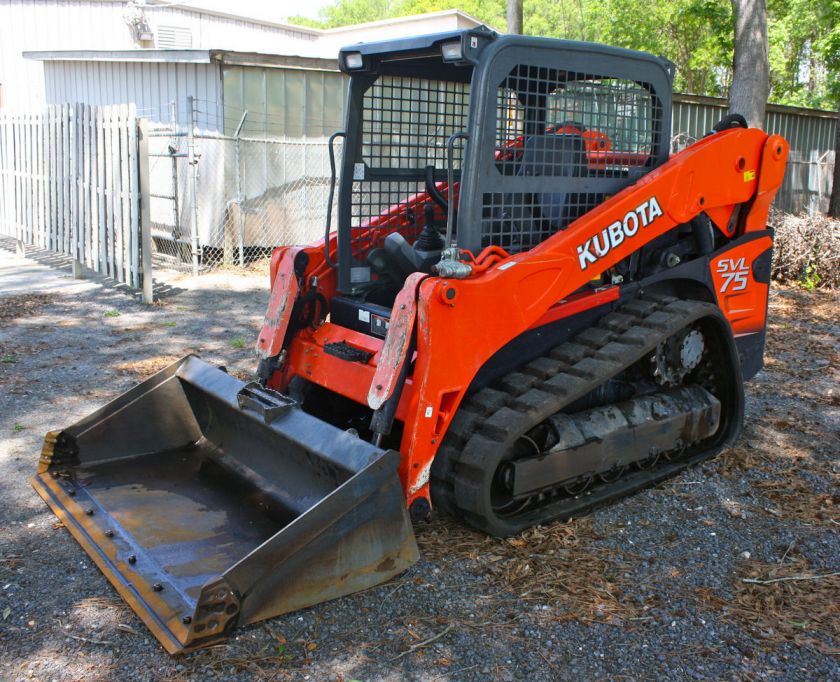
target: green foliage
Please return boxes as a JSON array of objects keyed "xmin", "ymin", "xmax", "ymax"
[
  {"xmin": 290, "ymin": 0, "xmax": 839, "ymax": 108},
  {"xmin": 801, "ymin": 264, "xmax": 822, "ymax": 290},
  {"xmin": 768, "ymin": 0, "xmax": 839, "ymax": 108},
  {"xmin": 288, "ymin": 15, "xmax": 324, "ymax": 28},
  {"xmin": 527, "ymin": 0, "xmax": 733, "ymax": 96},
  {"xmin": 325, "ymin": 0, "xmax": 391, "ymax": 26},
  {"xmin": 230, "ymin": 337, "xmax": 247, "ymax": 349},
  {"xmin": 293, "ymin": 0, "xmax": 504, "ymax": 29},
  {"xmin": 103, "ymin": 309, "xmax": 120, "ymax": 318}
]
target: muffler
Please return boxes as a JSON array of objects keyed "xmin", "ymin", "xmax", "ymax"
[{"xmin": 31, "ymin": 356, "xmax": 418, "ymax": 653}]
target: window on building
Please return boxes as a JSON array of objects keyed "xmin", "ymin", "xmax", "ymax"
[{"xmin": 222, "ymin": 66, "xmax": 348, "ymax": 139}]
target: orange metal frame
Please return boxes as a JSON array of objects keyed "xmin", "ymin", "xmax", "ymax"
[{"xmin": 259, "ymin": 127, "xmax": 788, "ymax": 509}]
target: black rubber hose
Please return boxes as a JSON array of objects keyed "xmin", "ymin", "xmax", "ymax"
[
  {"xmin": 424, "ymin": 165, "xmax": 448, "ymax": 211},
  {"xmin": 691, "ymin": 215, "xmax": 715, "ymax": 255},
  {"xmin": 712, "ymin": 113, "xmax": 748, "ymax": 133}
]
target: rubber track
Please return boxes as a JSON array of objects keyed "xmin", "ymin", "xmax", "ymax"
[{"xmin": 430, "ymin": 294, "xmax": 735, "ymax": 536}]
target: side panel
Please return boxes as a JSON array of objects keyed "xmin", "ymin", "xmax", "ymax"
[{"xmin": 710, "ymin": 232, "xmax": 773, "ymax": 379}]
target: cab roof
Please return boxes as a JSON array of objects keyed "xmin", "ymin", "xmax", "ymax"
[{"xmin": 338, "ymin": 28, "xmax": 674, "ymax": 81}]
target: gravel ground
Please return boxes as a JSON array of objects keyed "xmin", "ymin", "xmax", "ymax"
[{"xmin": 0, "ymin": 242, "xmax": 837, "ymax": 681}]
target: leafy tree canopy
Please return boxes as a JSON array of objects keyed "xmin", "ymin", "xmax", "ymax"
[{"xmin": 289, "ymin": 0, "xmax": 839, "ymax": 109}]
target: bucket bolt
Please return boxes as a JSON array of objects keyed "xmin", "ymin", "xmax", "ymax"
[{"xmin": 127, "ymin": 554, "xmax": 137, "ymax": 564}]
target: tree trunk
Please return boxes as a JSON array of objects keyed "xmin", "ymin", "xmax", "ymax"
[
  {"xmin": 729, "ymin": 0, "xmax": 769, "ymax": 128},
  {"xmin": 828, "ymin": 106, "xmax": 840, "ymax": 218},
  {"xmin": 507, "ymin": 0, "xmax": 522, "ymax": 34}
]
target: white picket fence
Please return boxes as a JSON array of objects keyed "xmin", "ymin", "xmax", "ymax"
[{"xmin": 0, "ymin": 103, "xmax": 148, "ymax": 290}]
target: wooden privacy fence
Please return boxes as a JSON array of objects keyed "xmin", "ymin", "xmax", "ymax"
[{"xmin": 0, "ymin": 103, "xmax": 151, "ymax": 299}]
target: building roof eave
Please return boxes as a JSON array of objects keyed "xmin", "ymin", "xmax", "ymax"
[
  {"xmin": 209, "ymin": 51, "xmax": 338, "ymax": 71},
  {"xmin": 321, "ymin": 9, "xmax": 487, "ymax": 33},
  {"xmin": 23, "ymin": 49, "xmax": 214, "ymax": 64},
  {"xmin": 23, "ymin": 49, "xmax": 340, "ymax": 71}
]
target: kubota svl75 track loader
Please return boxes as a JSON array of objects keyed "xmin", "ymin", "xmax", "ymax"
[{"xmin": 33, "ymin": 27, "xmax": 788, "ymax": 653}]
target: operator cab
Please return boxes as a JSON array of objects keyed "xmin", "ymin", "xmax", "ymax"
[{"xmin": 328, "ymin": 28, "xmax": 673, "ymax": 335}]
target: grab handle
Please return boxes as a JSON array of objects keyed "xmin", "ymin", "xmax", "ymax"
[{"xmin": 324, "ymin": 131, "xmax": 346, "ymax": 268}]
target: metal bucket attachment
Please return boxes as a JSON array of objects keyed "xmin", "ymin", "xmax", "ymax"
[{"xmin": 31, "ymin": 356, "xmax": 419, "ymax": 654}]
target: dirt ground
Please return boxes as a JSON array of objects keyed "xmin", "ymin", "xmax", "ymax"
[{"xmin": 0, "ymin": 241, "xmax": 837, "ymax": 681}]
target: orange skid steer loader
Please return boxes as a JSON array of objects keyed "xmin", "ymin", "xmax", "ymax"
[{"xmin": 33, "ymin": 28, "xmax": 788, "ymax": 653}]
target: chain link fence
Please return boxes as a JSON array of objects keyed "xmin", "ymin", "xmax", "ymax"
[
  {"xmin": 195, "ymin": 134, "xmax": 337, "ymax": 267},
  {"xmin": 146, "ymin": 98, "xmax": 338, "ymax": 271},
  {"xmin": 147, "ymin": 116, "xmax": 191, "ymax": 267}
]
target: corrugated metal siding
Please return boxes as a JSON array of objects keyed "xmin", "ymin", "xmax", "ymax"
[
  {"xmin": 152, "ymin": 6, "xmax": 317, "ymax": 52},
  {"xmin": 762, "ymin": 106, "xmax": 836, "ymax": 213},
  {"xmin": 43, "ymin": 60, "xmax": 222, "ymax": 127},
  {"xmin": 672, "ymin": 94, "xmax": 836, "ymax": 213},
  {"xmin": 0, "ymin": 0, "xmax": 133, "ymax": 111},
  {"xmin": 672, "ymin": 96, "xmax": 835, "ymax": 149},
  {"xmin": 0, "ymin": 0, "xmax": 319, "ymax": 112}
]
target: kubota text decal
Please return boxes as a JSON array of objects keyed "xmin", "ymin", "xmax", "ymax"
[{"xmin": 577, "ymin": 196, "xmax": 664, "ymax": 270}]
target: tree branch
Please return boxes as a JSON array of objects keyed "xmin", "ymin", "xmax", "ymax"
[{"xmin": 390, "ymin": 623, "xmax": 453, "ymax": 661}]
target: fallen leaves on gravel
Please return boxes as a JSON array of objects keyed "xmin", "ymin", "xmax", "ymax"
[
  {"xmin": 418, "ymin": 516, "xmax": 640, "ymax": 624},
  {"xmin": 696, "ymin": 559, "xmax": 840, "ymax": 655},
  {"xmin": 751, "ymin": 465, "xmax": 839, "ymax": 527},
  {"xmin": 196, "ymin": 644, "xmax": 295, "ymax": 678},
  {"xmin": 74, "ymin": 596, "xmax": 125, "ymax": 610},
  {"xmin": 761, "ymin": 288, "xmax": 838, "ymax": 403},
  {"xmin": 0, "ymin": 293, "xmax": 55, "ymax": 324},
  {"xmin": 731, "ymin": 558, "xmax": 839, "ymax": 654}
]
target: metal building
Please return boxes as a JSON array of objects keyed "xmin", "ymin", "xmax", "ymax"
[
  {"xmin": 25, "ymin": 50, "xmax": 350, "ymax": 135},
  {"xmin": 1, "ymin": 0, "xmax": 483, "ymax": 122}
]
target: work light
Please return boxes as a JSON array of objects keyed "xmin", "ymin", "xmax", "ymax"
[
  {"xmin": 344, "ymin": 52, "xmax": 364, "ymax": 70},
  {"xmin": 440, "ymin": 41, "xmax": 463, "ymax": 62}
]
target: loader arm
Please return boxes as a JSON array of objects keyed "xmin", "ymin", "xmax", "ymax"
[{"xmin": 397, "ymin": 127, "xmax": 788, "ymax": 503}]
